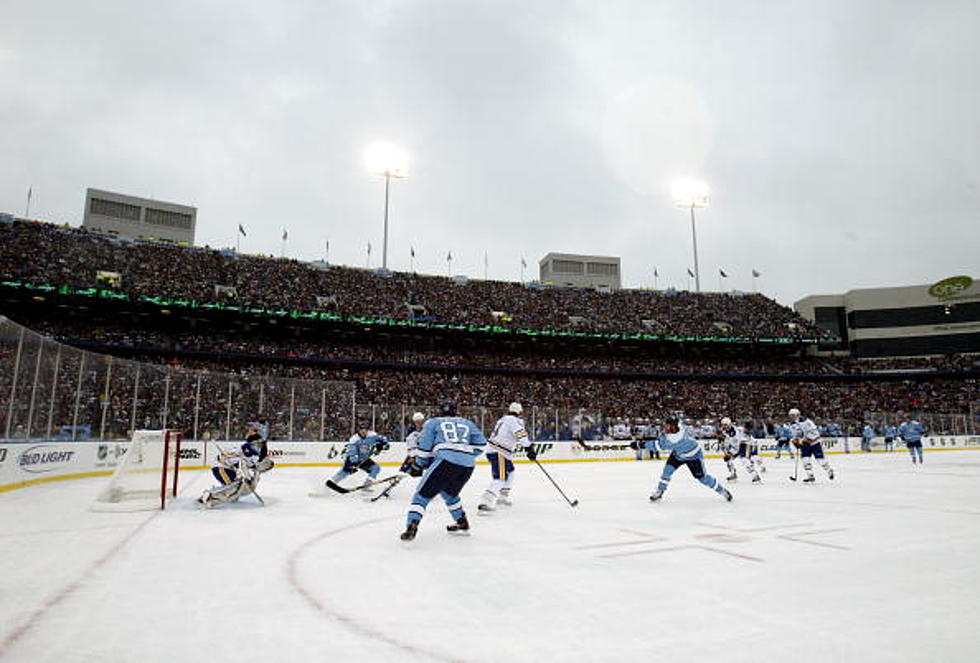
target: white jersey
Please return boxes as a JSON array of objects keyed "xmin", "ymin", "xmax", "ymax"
[
  {"xmin": 405, "ymin": 429, "xmax": 422, "ymax": 454},
  {"xmin": 793, "ymin": 418, "xmax": 821, "ymax": 444},
  {"xmin": 611, "ymin": 423, "xmax": 632, "ymax": 440},
  {"xmin": 720, "ymin": 425, "xmax": 745, "ymax": 453},
  {"xmin": 488, "ymin": 414, "xmax": 529, "ymax": 459}
]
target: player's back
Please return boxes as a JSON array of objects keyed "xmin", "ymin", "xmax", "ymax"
[{"xmin": 419, "ymin": 416, "xmax": 487, "ymax": 466}]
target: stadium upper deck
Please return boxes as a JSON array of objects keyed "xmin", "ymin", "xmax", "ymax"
[{"xmin": 0, "ymin": 218, "xmax": 833, "ymax": 344}]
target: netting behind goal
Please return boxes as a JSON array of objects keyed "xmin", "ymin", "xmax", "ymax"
[{"xmin": 90, "ymin": 430, "xmax": 182, "ymax": 511}]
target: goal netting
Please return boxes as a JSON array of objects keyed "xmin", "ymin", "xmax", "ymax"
[{"xmin": 90, "ymin": 429, "xmax": 182, "ymax": 511}]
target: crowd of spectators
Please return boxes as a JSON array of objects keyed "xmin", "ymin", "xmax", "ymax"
[
  {"xmin": 2, "ymin": 218, "xmax": 975, "ymax": 443},
  {"xmin": 0, "ymin": 219, "xmax": 832, "ymax": 341}
]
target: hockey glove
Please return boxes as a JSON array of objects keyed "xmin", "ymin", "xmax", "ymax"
[
  {"xmin": 629, "ymin": 441, "xmax": 640, "ymax": 450},
  {"xmin": 406, "ymin": 460, "xmax": 425, "ymax": 478},
  {"xmin": 342, "ymin": 459, "xmax": 358, "ymax": 474},
  {"xmin": 398, "ymin": 456, "xmax": 416, "ymax": 474},
  {"xmin": 373, "ymin": 438, "xmax": 390, "ymax": 454},
  {"xmin": 524, "ymin": 445, "xmax": 538, "ymax": 461}
]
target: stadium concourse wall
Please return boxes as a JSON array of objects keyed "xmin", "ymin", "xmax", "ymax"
[{"xmin": 2, "ymin": 435, "xmax": 980, "ymax": 494}]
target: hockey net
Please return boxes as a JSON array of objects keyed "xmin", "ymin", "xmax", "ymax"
[{"xmin": 90, "ymin": 429, "xmax": 182, "ymax": 511}]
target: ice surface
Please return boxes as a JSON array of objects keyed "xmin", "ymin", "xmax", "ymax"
[{"xmin": 1, "ymin": 451, "xmax": 978, "ymax": 662}]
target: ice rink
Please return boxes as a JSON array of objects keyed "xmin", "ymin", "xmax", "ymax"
[{"xmin": 1, "ymin": 450, "xmax": 978, "ymax": 663}]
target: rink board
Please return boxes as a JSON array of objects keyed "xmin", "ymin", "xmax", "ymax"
[{"xmin": 1, "ymin": 434, "xmax": 978, "ymax": 493}]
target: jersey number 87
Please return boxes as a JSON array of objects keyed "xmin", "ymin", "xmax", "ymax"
[{"xmin": 440, "ymin": 421, "xmax": 470, "ymax": 442}]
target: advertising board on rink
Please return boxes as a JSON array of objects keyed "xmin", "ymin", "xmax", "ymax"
[{"xmin": 1, "ymin": 436, "xmax": 979, "ymax": 493}]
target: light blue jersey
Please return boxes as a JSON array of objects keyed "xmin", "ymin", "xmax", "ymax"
[
  {"xmin": 415, "ymin": 416, "xmax": 488, "ymax": 467},
  {"xmin": 862, "ymin": 425, "xmax": 875, "ymax": 440},
  {"xmin": 884, "ymin": 425, "xmax": 898, "ymax": 438},
  {"xmin": 899, "ymin": 421, "xmax": 924, "ymax": 443},
  {"xmin": 346, "ymin": 432, "xmax": 387, "ymax": 464},
  {"xmin": 656, "ymin": 425, "xmax": 702, "ymax": 460}
]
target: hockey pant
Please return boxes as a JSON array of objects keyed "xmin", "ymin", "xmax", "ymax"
[
  {"xmin": 481, "ymin": 452, "xmax": 515, "ymax": 506},
  {"xmin": 655, "ymin": 453, "xmax": 727, "ymax": 497},
  {"xmin": 906, "ymin": 441, "xmax": 924, "ymax": 463},
  {"xmin": 406, "ymin": 459, "xmax": 474, "ymax": 527},
  {"xmin": 331, "ymin": 458, "xmax": 380, "ymax": 485},
  {"xmin": 801, "ymin": 442, "xmax": 833, "ymax": 478}
]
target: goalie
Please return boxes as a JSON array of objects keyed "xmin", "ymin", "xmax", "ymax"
[{"xmin": 198, "ymin": 420, "xmax": 275, "ymax": 508}]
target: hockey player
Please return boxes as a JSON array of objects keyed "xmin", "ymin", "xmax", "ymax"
[
  {"xmin": 399, "ymin": 412, "xmax": 426, "ymax": 474},
  {"xmin": 719, "ymin": 417, "xmax": 760, "ymax": 482},
  {"xmin": 774, "ymin": 421, "xmax": 794, "ymax": 459},
  {"xmin": 327, "ymin": 424, "xmax": 389, "ymax": 493},
  {"xmin": 789, "ymin": 408, "xmax": 835, "ymax": 482},
  {"xmin": 717, "ymin": 417, "xmax": 740, "ymax": 480},
  {"xmin": 748, "ymin": 419, "xmax": 767, "ymax": 475},
  {"xmin": 883, "ymin": 423, "xmax": 898, "ymax": 452},
  {"xmin": 648, "ymin": 414, "xmax": 732, "ymax": 503},
  {"xmin": 899, "ymin": 418, "xmax": 925, "ymax": 464},
  {"xmin": 478, "ymin": 402, "xmax": 533, "ymax": 513},
  {"xmin": 861, "ymin": 422, "xmax": 875, "ymax": 453},
  {"xmin": 400, "ymin": 402, "xmax": 488, "ymax": 541},
  {"xmin": 198, "ymin": 421, "xmax": 274, "ymax": 508}
]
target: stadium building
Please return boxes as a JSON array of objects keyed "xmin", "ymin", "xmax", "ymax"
[
  {"xmin": 795, "ymin": 276, "xmax": 980, "ymax": 358},
  {"xmin": 538, "ymin": 253, "xmax": 621, "ymax": 291},
  {"xmin": 82, "ymin": 188, "xmax": 197, "ymax": 245}
]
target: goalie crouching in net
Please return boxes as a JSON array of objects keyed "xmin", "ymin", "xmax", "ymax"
[{"xmin": 198, "ymin": 420, "xmax": 275, "ymax": 508}]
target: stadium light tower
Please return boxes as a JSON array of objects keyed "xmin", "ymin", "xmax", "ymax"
[
  {"xmin": 671, "ymin": 179, "xmax": 709, "ymax": 292},
  {"xmin": 365, "ymin": 141, "xmax": 409, "ymax": 270}
]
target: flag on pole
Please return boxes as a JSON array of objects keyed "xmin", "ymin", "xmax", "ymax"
[
  {"xmin": 27, "ymin": 186, "xmax": 32, "ymax": 203},
  {"xmin": 410, "ymin": 246, "xmax": 415, "ymax": 258},
  {"xmin": 238, "ymin": 224, "xmax": 247, "ymax": 237},
  {"xmin": 447, "ymin": 251, "xmax": 453, "ymax": 262},
  {"xmin": 282, "ymin": 228, "xmax": 288, "ymax": 241},
  {"xmin": 367, "ymin": 242, "xmax": 372, "ymax": 255},
  {"xmin": 752, "ymin": 269, "xmax": 761, "ymax": 278},
  {"xmin": 687, "ymin": 268, "xmax": 695, "ymax": 278},
  {"xmin": 719, "ymin": 269, "xmax": 728, "ymax": 278},
  {"xmin": 521, "ymin": 257, "xmax": 527, "ymax": 269},
  {"xmin": 654, "ymin": 268, "xmax": 659, "ymax": 278}
]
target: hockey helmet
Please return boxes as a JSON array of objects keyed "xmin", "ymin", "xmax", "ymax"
[
  {"xmin": 788, "ymin": 408, "xmax": 801, "ymax": 418},
  {"xmin": 720, "ymin": 417, "xmax": 732, "ymax": 426},
  {"xmin": 412, "ymin": 412, "xmax": 425, "ymax": 422},
  {"xmin": 508, "ymin": 402, "xmax": 523, "ymax": 415}
]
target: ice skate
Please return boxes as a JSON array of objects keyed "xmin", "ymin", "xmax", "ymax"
[
  {"xmin": 803, "ymin": 475, "xmax": 815, "ymax": 483},
  {"xmin": 400, "ymin": 521, "xmax": 418, "ymax": 541},
  {"xmin": 649, "ymin": 490, "xmax": 663, "ymax": 502},
  {"xmin": 477, "ymin": 503, "xmax": 495, "ymax": 515},
  {"xmin": 828, "ymin": 468, "xmax": 835, "ymax": 480},
  {"xmin": 721, "ymin": 488, "xmax": 733, "ymax": 502},
  {"xmin": 447, "ymin": 515, "xmax": 470, "ymax": 535},
  {"xmin": 726, "ymin": 473, "xmax": 737, "ymax": 481},
  {"xmin": 751, "ymin": 475, "xmax": 762, "ymax": 483}
]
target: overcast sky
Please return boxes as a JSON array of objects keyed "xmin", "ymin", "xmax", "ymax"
[{"xmin": 2, "ymin": 0, "xmax": 978, "ymax": 306}]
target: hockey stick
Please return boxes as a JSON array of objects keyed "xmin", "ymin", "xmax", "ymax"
[
  {"xmin": 325, "ymin": 474, "xmax": 401, "ymax": 495},
  {"xmin": 531, "ymin": 459, "xmax": 579, "ymax": 507},
  {"xmin": 369, "ymin": 474, "xmax": 405, "ymax": 502}
]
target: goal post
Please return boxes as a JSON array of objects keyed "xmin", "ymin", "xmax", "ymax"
[{"xmin": 90, "ymin": 429, "xmax": 183, "ymax": 511}]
